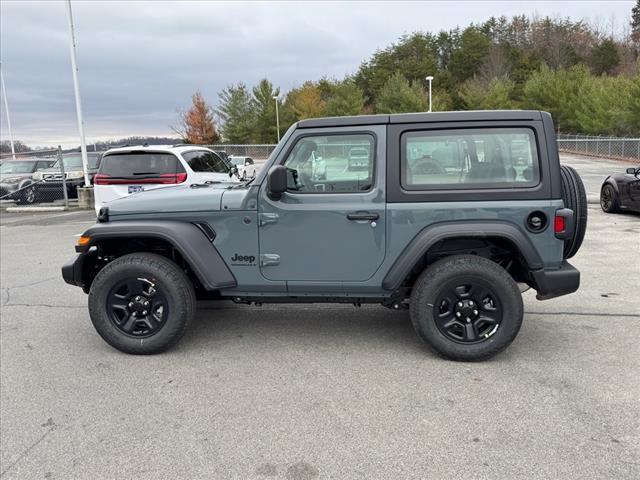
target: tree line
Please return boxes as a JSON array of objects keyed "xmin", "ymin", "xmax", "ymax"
[{"xmin": 176, "ymin": 5, "xmax": 640, "ymax": 144}]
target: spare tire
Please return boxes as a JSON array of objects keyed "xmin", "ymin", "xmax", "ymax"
[{"xmin": 560, "ymin": 165, "xmax": 587, "ymax": 259}]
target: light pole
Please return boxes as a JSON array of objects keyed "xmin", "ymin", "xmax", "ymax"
[
  {"xmin": 65, "ymin": 0, "xmax": 90, "ymax": 187},
  {"xmin": 272, "ymin": 95, "xmax": 280, "ymax": 143},
  {"xmin": 0, "ymin": 63, "xmax": 16, "ymax": 160},
  {"xmin": 425, "ymin": 76, "xmax": 434, "ymax": 113}
]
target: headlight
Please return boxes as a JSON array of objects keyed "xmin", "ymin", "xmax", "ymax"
[
  {"xmin": 66, "ymin": 171, "xmax": 84, "ymax": 180},
  {"xmin": 32, "ymin": 172, "xmax": 43, "ymax": 181}
]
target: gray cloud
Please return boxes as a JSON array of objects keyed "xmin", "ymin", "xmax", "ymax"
[{"xmin": 0, "ymin": 0, "xmax": 633, "ymax": 146}]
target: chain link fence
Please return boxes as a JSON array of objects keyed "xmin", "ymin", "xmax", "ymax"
[
  {"xmin": 203, "ymin": 144, "xmax": 277, "ymax": 162},
  {"xmin": 557, "ymin": 134, "xmax": 640, "ymax": 161}
]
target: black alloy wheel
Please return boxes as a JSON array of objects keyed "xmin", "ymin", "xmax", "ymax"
[
  {"xmin": 107, "ymin": 277, "xmax": 168, "ymax": 337},
  {"xmin": 600, "ymin": 184, "xmax": 618, "ymax": 213},
  {"xmin": 434, "ymin": 280, "xmax": 502, "ymax": 344}
]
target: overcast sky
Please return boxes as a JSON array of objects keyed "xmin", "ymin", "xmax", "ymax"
[{"xmin": 0, "ymin": 0, "xmax": 634, "ymax": 147}]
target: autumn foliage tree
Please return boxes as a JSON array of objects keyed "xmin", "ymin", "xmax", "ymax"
[{"xmin": 172, "ymin": 91, "xmax": 220, "ymax": 144}]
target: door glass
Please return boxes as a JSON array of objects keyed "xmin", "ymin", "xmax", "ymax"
[{"xmin": 282, "ymin": 134, "xmax": 375, "ymax": 193}]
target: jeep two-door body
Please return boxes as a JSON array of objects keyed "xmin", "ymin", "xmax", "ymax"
[{"xmin": 63, "ymin": 110, "xmax": 584, "ymax": 360}]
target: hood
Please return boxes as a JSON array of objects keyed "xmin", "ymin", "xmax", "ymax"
[
  {"xmin": 0, "ymin": 173, "xmax": 31, "ymax": 182},
  {"xmin": 108, "ymin": 182, "xmax": 234, "ymax": 216}
]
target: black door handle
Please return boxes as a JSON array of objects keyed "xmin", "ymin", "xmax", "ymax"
[{"xmin": 347, "ymin": 212, "xmax": 379, "ymax": 221}]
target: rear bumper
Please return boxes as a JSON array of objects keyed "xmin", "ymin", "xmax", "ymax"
[{"xmin": 532, "ymin": 261, "xmax": 580, "ymax": 300}]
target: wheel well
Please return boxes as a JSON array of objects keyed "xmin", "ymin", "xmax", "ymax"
[
  {"xmin": 80, "ymin": 236, "xmax": 204, "ymax": 293},
  {"xmin": 399, "ymin": 236, "xmax": 530, "ymax": 289}
]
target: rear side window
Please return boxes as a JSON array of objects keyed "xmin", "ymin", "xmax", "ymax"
[
  {"xmin": 182, "ymin": 150, "xmax": 229, "ymax": 173},
  {"xmin": 401, "ymin": 128, "xmax": 539, "ymax": 190},
  {"xmin": 99, "ymin": 152, "xmax": 185, "ymax": 179}
]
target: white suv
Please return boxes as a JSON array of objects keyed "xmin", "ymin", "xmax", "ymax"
[{"xmin": 94, "ymin": 145, "xmax": 238, "ymax": 214}]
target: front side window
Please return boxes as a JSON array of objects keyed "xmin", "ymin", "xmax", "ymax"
[
  {"xmin": 282, "ymin": 134, "xmax": 375, "ymax": 193},
  {"xmin": 402, "ymin": 128, "xmax": 540, "ymax": 190},
  {"xmin": 182, "ymin": 150, "xmax": 229, "ymax": 173}
]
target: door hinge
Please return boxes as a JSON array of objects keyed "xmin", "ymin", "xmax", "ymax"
[
  {"xmin": 260, "ymin": 254, "xmax": 280, "ymax": 267},
  {"xmin": 259, "ymin": 213, "xmax": 279, "ymax": 226}
]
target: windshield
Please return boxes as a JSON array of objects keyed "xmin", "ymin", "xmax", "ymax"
[
  {"xmin": 0, "ymin": 161, "xmax": 36, "ymax": 174},
  {"xmin": 54, "ymin": 154, "xmax": 100, "ymax": 170}
]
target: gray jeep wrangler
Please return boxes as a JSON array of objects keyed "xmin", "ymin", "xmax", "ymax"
[{"xmin": 62, "ymin": 111, "xmax": 587, "ymax": 361}]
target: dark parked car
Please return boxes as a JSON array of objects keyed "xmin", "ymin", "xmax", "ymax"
[
  {"xmin": 0, "ymin": 158, "xmax": 57, "ymax": 204},
  {"xmin": 32, "ymin": 152, "xmax": 103, "ymax": 199},
  {"xmin": 600, "ymin": 166, "xmax": 640, "ymax": 214}
]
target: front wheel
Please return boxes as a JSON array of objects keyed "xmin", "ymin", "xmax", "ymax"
[
  {"xmin": 600, "ymin": 184, "xmax": 619, "ymax": 213},
  {"xmin": 88, "ymin": 253, "xmax": 196, "ymax": 354},
  {"xmin": 410, "ymin": 255, "xmax": 523, "ymax": 361},
  {"xmin": 16, "ymin": 184, "xmax": 37, "ymax": 205}
]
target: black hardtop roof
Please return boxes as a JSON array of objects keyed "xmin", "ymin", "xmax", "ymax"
[{"xmin": 297, "ymin": 110, "xmax": 544, "ymax": 129}]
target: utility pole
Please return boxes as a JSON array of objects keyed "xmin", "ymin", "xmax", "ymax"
[
  {"xmin": 0, "ymin": 63, "xmax": 16, "ymax": 160},
  {"xmin": 273, "ymin": 95, "xmax": 280, "ymax": 143},
  {"xmin": 65, "ymin": 0, "xmax": 90, "ymax": 187}
]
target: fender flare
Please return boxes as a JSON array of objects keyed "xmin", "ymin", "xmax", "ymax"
[
  {"xmin": 382, "ymin": 220, "xmax": 543, "ymax": 291},
  {"xmin": 79, "ymin": 220, "xmax": 237, "ymax": 290}
]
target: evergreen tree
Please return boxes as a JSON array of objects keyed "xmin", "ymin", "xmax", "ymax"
[
  {"xmin": 252, "ymin": 79, "xmax": 280, "ymax": 143},
  {"xmin": 375, "ymin": 73, "xmax": 427, "ymax": 113},
  {"xmin": 216, "ymin": 83, "xmax": 256, "ymax": 143},
  {"xmin": 325, "ymin": 81, "xmax": 365, "ymax": 117},
  {"xmin": 590, "ymin": 39, "xmax": 621, "ymax": 75}
]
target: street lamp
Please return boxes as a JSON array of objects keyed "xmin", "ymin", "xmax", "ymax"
[
  {"xmin": 425, "ymin": 76, "xmax": 434, "ymax": 113},
  {"xmin": 272, "ymin": 95, "xmax": 280, "ymax": 143}
]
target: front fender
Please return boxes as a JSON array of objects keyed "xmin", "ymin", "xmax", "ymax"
[
  {"xmin": 382, "ymin": 220, "xmax": 543, "ymax": 291},
  {"xmin": 602, "ymin": 176, "xmax": 619, "ymax": 193},
  {"xmin": 64, "ymin": 220, "xmax": 237, "ymax": 291}
]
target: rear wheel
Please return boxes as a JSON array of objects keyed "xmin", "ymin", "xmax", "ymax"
[
  {"xmin": 410, "ymin": 255, "xmax": 523, "ymax": 361},
  {"xmin": 88, "ymin": 253, "xmax": 196, "ymax": 354},
  {"xmin": 560, "ymin": 165, "xmax": 587, "ymax": 259},
  {"xmin": 600, "ymin": 184, "xmax": 619, "ymax": 213}
]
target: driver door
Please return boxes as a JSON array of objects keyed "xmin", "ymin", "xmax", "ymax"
[{"xmin": 258, "ymin": 128, "xmax": 386, "ymax": 284}]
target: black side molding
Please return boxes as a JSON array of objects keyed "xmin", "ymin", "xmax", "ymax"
[
  {"xmin": 76, "ymin": 221, "xmax": 236, "ymax": 290},
  {"xmin": 382, "ymin": 220, "xmax": 543, "ymax": 291}
]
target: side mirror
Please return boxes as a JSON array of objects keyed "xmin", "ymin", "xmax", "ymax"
[
  {"xmin": 228, "ymin": 165, "xmax": 238, "ymax": 178},
  {"xmin": 267, "ymin": 165, "xmax": 287, "ymax": 200},
  {"xmin": 626, "ymin": 167, "xmax": 637, "ymax": 175}
]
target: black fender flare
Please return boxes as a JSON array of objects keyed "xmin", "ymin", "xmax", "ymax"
[
  {"xmin": 382, "ymin": 220, "xmax": 543, "ymax": 291},
  {"xmin": 77, "ymin": 220, "xmax": 236, "ymax": 290}
]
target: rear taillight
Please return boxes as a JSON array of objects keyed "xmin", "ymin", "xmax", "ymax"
[
  {"xmin": 554, "ymin": 215, "xmax": 566, "ymax": 234},
  {"xmin": 94, "ymin": 173, "xmax": 187, "ymax": 185}
]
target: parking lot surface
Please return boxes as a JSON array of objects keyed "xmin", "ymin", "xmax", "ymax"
[{"xmin": 1, "ymin": 154, "xmax": 638, "ymax": 479}]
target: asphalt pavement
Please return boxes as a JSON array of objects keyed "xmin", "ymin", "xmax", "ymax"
[{"xmin": 1, "ymin": 153, "xmax": 638, "ymax": 479}]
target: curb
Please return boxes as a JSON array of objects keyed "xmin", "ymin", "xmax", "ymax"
[{"xmin": 6, "ymin": 206, "xmax": 69, "ymax": 213}]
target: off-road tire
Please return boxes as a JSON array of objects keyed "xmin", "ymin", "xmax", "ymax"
[
  {"xmin": 88, "ymin": 253, "xmax": 196, "ymax": 354},
  {"xmin": 410, "ymin": 255, "xmax": 523, "ymax": 361},
  {"xmin": 560, "ymin": 165, "xmax": 587, "ymax": 259},
  {"xmin": 600, "ymin": 184, "xmax": 619, "ymax": 213}
]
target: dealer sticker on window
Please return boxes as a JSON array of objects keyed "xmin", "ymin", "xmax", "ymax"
[{"xmin": 128, "ymin": 185, "xmax": 144, "ymax": 194}]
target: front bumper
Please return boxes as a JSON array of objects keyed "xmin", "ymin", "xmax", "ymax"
[
  {"xmin": 62, "ymin": 254, "xmax": 88, "ymax": 292},
  {"xmin": 36, "ymin": 178, "xmax": 83, "ymax": 196},
  {"xmin": 0, "ymin": 183, "xmax": 20, "ymax": 197},
  {"xmin": 532, "ymin": 261, "xmax": 580, "ymax": 300}
]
